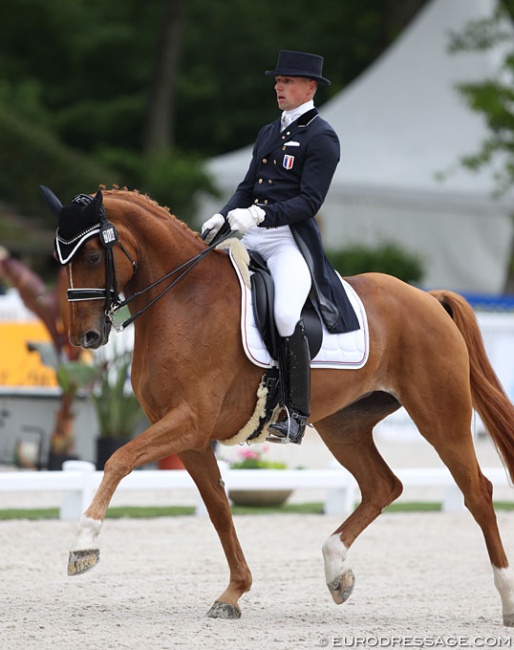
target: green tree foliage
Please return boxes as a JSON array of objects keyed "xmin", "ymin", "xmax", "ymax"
[
  {"xmin": 0, "ymin": 103, "xmax": 117, "ymax": 215},
  {"xmin": 0, "ymin": 0, "xmax": 429, "ymax": 221},
  {"xmin": 447, "ymin": 0, "xmax": 514, "ymax": 195},
  {"xmin": 0, "ymin": 0, "xmax": 427, "ymax": 157},
  {"xmin": 0, "ymin": 0, "xmax": 160, "ymax": 155},
  {"xmin": 175, "ymin": 0, "xmax": 422, "ymax": 156}
]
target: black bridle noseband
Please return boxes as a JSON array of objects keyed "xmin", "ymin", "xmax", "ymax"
[
  {"xmin": 67, "ymin": 218, "xmax": 232, "ymax": 332},
  {"xmin": 66, "ymin": 219, "xmax": 137, "ymax": 323}
]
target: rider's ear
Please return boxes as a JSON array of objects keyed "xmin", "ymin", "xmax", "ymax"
[{"xmin": 40, "ymin": 185, "xmax": 63, "ymax": 219}]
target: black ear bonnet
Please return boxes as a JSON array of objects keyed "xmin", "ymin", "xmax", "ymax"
[{"xmin": 40, "ymin": 186, "xmax": 118, "ymax": 265}]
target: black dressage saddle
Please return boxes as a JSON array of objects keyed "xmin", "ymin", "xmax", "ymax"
[{"xmin": 248, "ymin": 250, "xmax": 323, "ymax": 361}]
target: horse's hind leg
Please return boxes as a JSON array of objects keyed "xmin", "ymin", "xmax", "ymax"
[
  {"xmin": 405, "ymin": 388, "xmax": 514, "ymax": 626},
  {"xmin": 425, "ymin": 429, "xmax": 514, "ymax": 625},
  {"xmin": 315, "ymin": 392, "xmax": 403, "ymax": 605}
]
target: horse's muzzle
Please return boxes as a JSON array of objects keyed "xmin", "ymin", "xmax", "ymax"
[{"xmin": 79, "ymin": 321, "xmax": 112, "ymax": 349}]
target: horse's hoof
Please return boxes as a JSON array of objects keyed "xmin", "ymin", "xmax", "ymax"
[
  {"xmin": 68, "ymin": 549, "xmax": 100, "ymax": 576},
  {"xmin": 207, "ymin": 600, "xmax": 242, "ymax": 619},
  {"xmin": 327, "ymin": 568, "xmax": 355, "ymax": 605},
  {"xmin": 503, "ymin": 612, "xmax": 514, "ymax": 627}
]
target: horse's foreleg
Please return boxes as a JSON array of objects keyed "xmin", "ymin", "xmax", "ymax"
[
  {"xmin": 179, "ymin": 448, "xmax": 252, "ymax": 619},
  {"xmin": 68, "ymin": 413, "xmax": 198, "ymax": 576},
  {"xmin": 67, "ymin": 454, "xmax": 131, "ymax": 575}
]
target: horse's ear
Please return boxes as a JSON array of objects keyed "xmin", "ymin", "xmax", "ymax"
[
  {"xmin": 39, "ymin": 185, "xmax": 63, "ymax": 219},
  {"xmin": 91, "ymin": 189, "xmax": 104, "ymax": 216}
]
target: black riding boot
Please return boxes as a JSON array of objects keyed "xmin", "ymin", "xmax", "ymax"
[{"xmin": 268, "ymin": 320, "xmax": 311, "ymax": 445}]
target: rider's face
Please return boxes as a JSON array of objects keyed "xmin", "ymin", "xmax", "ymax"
[{"xmin": 274, "ymin": 76, "xmax": 317, "ymax": 112}]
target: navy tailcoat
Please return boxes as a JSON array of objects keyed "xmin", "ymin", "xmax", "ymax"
[{"xmin": 220, "ymin": 108, "xmax": 359, "ymax": 334}]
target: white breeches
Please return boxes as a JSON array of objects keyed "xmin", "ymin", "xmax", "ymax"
[{"xmin": 242, "ymin": 226, "xmax": 312, "ymax": 337}]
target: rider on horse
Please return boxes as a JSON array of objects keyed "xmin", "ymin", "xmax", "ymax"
[{"xmin": 202, "ymin": 50, "xmax": 359, "ymax": 445}]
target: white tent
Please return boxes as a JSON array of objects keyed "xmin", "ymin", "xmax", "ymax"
[{"xmin": 202, "ymin": 0, "xmax": 514, "ymax": 293}]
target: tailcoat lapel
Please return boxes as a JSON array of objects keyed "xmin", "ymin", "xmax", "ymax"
[{"xmin": 256, "ymin": 108, "xmax": 319, "ymax": 158}]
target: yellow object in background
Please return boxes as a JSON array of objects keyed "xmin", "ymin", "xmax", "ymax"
[{"xmin": 0, "ymin": 322, "xmax": 58, "ymax": 387}]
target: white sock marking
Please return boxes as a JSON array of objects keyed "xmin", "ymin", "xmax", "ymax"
[
  {"xmin": 322, "ymin": 533, "xmax": 348, "ymax": 584},
  {"xmin": 493, "ymin": 566, "xmax": 514, "ymax": 618},
  {"xmin": 71, "ymin": 516, "xmax": 102, "ymax": 552}
]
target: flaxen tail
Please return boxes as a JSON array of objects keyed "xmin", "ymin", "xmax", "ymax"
[{"xmin": 430, "ymin": 289, "xmax": 514, "ymax": 483}]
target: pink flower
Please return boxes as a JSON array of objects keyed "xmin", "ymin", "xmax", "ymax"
[{"xmin": 238, "ymin": 448, "xmax": 260, "ymax": 461}]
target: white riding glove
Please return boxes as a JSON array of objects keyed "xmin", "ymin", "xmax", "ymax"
[
  {"xmin": 201, "ymin": 213, "xmax": 225, "ymax": 244},
  {"xmin": 227, "ymin": 206, "xmax": 265, "ymax": 234}
]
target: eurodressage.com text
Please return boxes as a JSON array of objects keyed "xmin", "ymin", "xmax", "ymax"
[{"xmin": 317, "ymin": 636, "xmax": 513, "ymax": 648}]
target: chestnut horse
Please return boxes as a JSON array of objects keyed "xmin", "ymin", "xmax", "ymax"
[{"xmin": 42, "ymin": 187, "xmax": 514, "ymax": 625}]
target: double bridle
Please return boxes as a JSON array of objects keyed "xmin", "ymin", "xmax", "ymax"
[
  {"xmin": 67, "ymin": 220, "xmax": 232, "ymax": 332},
  {"xmin": 67, "ymin": 221, "xmax": 135, "ymax": 320}
]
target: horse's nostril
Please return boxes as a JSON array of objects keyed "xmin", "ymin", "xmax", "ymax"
[{"xmin": 83, "ymin": 330, "xmax": 101, "ymax": 348}]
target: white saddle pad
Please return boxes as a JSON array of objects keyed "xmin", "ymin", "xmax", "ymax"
[{"xmin": 227, "ymin": 246, "xmax": 369, "ymax": 370}]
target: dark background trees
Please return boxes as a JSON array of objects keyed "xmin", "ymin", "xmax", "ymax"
[
  {"xmin": 12, "ymin": 0, "xmax": 514, "ymax": 287},
  {"xmin": 0, "ymin": 0, "xmax": 428, "ymax": 221},
  {"xmin": 0, "ymin": 0, "xmax": 429, "ymax": 156}
]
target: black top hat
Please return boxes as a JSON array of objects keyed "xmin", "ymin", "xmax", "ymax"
[{"xmin": 265, "ymin": 50, "xmax": 331, "ymax": 86}]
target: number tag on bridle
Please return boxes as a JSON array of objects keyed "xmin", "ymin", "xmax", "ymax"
[{"xmin": 100, "ymin": 221, "xmax": 118, "ymax": 248}]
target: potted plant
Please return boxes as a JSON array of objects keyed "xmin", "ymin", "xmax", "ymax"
[
  {"xmin": 90, "ymin": 349, "xmax": 144, "ymax": 470},
  {"xmin": 51, "ymin": 356, "xmax": 98, "ymax": 469},
  {"xmin": 227, "ymin": 444, "xmax": 292, "ymax": 507}
]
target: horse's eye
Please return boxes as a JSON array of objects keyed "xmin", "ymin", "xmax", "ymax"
[{"xmin": 87, "ymin": 251, "xmax": 102, "ymax": 266}]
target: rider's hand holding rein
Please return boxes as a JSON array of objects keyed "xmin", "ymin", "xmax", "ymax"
[
  {"xmin": 201, "ymin": 213, "xmax": 225, "ymax": 244},
  {"xmin": 227, "ymin": 206, "xmax": 265, "ymax": 234}
]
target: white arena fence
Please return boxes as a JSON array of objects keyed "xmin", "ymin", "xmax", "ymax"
[{"xmin": 0, "ymin": 460, "xmax": 511, "ymax": 520}]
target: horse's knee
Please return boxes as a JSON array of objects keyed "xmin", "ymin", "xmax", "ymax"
[{"xmin": 103, "ymin": 445, "xmax": 134, "ymax": 477}]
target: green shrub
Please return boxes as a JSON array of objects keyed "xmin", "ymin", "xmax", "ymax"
[{"xmin": 326, "ymin": 242, "xmax": 424, "ymax": 284}]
